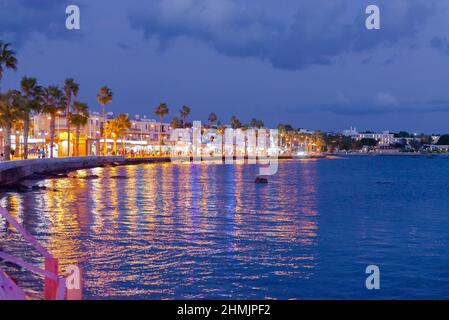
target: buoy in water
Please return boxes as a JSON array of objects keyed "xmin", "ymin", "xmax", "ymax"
[{"xmin": 255, "ymin": 177, "xmax": 268, "ymax": 184}]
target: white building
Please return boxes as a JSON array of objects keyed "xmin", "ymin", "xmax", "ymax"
[
  {"xmin": 426, "ymin": 144, "xmax": 449, "ymax": 152},
  {"xmin": 342, "ymin": 127, "xmax": 395, "ymax": 146},
  {"xmin": 357, "ymin": 131, "xmax": 395, "ymax": 146},
  {"xmin": 342, "ymin": 127, "xmax": 358, "ymax": 139},
  {"xmin": 298, "ymin": 128, "xmax": 315, "ymax": 135},
  {"xmin": 129, "ymin": 116, "xmax": 171, "ymax": 146}
]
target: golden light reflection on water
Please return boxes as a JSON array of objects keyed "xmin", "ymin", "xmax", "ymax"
[{"xmin": 0, "ymin": 160, "xmax": 320, "ymax": 299}]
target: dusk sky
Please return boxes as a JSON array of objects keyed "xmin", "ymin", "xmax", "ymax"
[{"xmin": 1, "ymin": 0, "xmax": 449, "ymax": 133}]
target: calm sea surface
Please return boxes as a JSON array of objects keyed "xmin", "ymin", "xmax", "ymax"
[{"xmin": 1, "ymin": 156, "xmax": 449, "ymax": 299}]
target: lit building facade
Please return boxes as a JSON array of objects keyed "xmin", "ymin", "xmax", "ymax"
[
  {"xmin": 356, "ymin": 131, "xmax": 395, "ymax": 146},
  {"xmin": 342, "ymin": 128, "xmax": 396, "ymax": 146},
  {"xmin": 30, "ymin": 112, "xmax": 173, "ymax": 156}
]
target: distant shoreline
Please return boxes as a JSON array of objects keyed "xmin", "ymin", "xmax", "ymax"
[{"xmin": 326, "ymin": 152, "xmax": 444, "ymax": 157}]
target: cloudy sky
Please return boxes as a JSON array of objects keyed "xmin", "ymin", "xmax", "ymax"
[{"xmin": 1, "ymin": 0, "xmax": 449, "ymax": 133}]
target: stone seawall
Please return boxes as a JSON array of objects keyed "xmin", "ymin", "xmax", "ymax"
[
  {"xmin": 124, "ymin": 157, "xmax": 171, "ymax": 165},
  {"xmin": 0, "ymin": 156, "xmax": 125, "ymax": 185}
]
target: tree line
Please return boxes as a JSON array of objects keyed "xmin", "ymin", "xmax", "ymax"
[{"xmin": 1, "ymin": 41, "xmax": 274, "ymax": 159}]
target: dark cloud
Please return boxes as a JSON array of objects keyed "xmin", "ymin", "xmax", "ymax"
[
  {"xmin": 430, "ymin": 37, "xmax": 449, "ymax": 55},
  {"xmin": 0, "ymin": 0, "xmax": 75, "ymax": 46},
  {"xmin": 117, "ymin": 42, "xmax": 131, "ymax": 51},
  {"xmin": 320, "ymin": 101, "xmax": 449, "ymax": 116},
  {"xmin": 381, "ymin": 54, "xmax": 399, "ymax": 66},
  {"xmin": 129, "ymin": 0, "xmax": 437, "ymax": 70}
]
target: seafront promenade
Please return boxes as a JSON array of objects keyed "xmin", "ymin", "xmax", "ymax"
[
  {"xmin": 0, "ymin": 156, "xmax": 175, "ymax": 186},
  {"xmin": 0, "ymin": 156, "xmax": 126, "ymax": 185}
]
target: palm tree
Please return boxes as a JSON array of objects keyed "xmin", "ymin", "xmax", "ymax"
[
  {"xmin": 97, "ymin": 86, "xmax": 113, "ymax": 155},
  {"xmin": 64, "ymin": 79, "xmax": 79, "ymax": 157},
  {"xmin": 230, "ymin": 115, "xmax": 242, "ymax": 129},
  {"xmin": 0, "ymin": 43, "xmax": 17, "ymax": 158},
  {"xmin": 117, "ymin": 114, "xmax": 131, "ymax": 153},
  {"xmin": 12, "ymin": 119, "xmax": 24, "ymax": 158},
  {"xmin": 0, "ymin": 91, "xmax": 24, "ymax": 160},
  {"xmin": 312, "ymin": 130, "xmax": 325, "ymax": 154},
  {"xmin": 0, "ymin": 42, "xmax": 17, "ymax": 91},
  {"xmin": 69, "ymin": 101, "xmax": 89, "ymax": 156},
  {"xmin": 287, "ymin": 130, "xmax": 297, "ymax": 154},
  {"xmin": 155, "ymin": 103, "xmax": 169, "ymax": 152},
  {"xmin": 250, "ymin": 118, "xmax": 264, "ymax": 129},
  {"xmin": 171, "ymin": 117, "xmax": 182, "ymax": 129},
  {"xmin": 217, "ymin": 124, "xmax": 226, "ymax": 158},
  {"xmin": 41, "ymin": 86, "xmax": 65, "ymax": 158},
  {"xmin": 106, "ymin": 114, "xmax": 131, "ymax": 155},
  {"xmin": 20, "ymin": 77, "xmax": 42, "ymax": 159},
  {"xmin": 179, "ymin": 105, "xmax": 190, "ymax": 128},
  {"xmin": 106, "ymin": 119, "xmax": 120, "ymax": 155},
  {"xmin": 277, "ymin": 124, "xmax": 288, "ymax": 150},
  {"xmin": 208, "ymin": 113, "xmax": 218, "ymax": 127}
]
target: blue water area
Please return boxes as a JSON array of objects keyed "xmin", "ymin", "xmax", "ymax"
[{"xmin": 1, "ymin": 156, "xmax": 449, "ymax": 299}]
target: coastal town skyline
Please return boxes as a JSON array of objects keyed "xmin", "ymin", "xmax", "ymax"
[{"xmin": 2, "ymin": 34, "xmax": 449, "ymax": 161}]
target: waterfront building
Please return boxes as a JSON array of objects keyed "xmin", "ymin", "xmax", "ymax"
[
  {"xmin": 127, "ymin": 116, "xmax": 172, "ymax": 154},
  {"xmin": 342, "ymin": 127, "xmax": 359, "ymax": 139},
  {"xmin": 357, "ymin": 131, "xmax": 395, "ymax": 146},
  {"xmin": 32, "ymin": 112, "xmax": 105, "ymax": 156},
  {"xmin": 30, "ymin": 112, "xmax": 173, "ymax": 156},
  {"xmin": 392, "ymin": 136, "xmax": 419, "ymax": 145},
  {"xmin": 298, "ymin": 128, "xmax": 315, "ymax": 135},
  {"xmin": 425, "ymin": 144, "xmax": 449, "ymax": 152},
  {"xmin": 342, "ymin": 128, "xmax": 395, "ymax": 146}
]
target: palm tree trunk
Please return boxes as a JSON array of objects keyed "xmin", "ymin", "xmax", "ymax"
[
  {"xmin": 113, "ymin": 138, "xmax": 117, "ymax": 154},
  {"xmin": 102, "ymin": 103, "xmax": 106, "ymax": 156},
  {"xmin": 4, "ymin": 124, "xmax": 12, "ymax": 161},
  {"xmin": 15, "ymin": 132, "xmax": 20, "ymax": 159},
  {"xmin": 67, "ymin": 98, "xmax": 71, "ymax": 157},
  {"xmin": 221, "ymin": 133, "xmax": 225, "ymax": 160},
  {"xmin": 50, "ymin": 115, "xmax": 55, "ymax": 158},
  {"xmin": 159, "ymin": 116, "xmax": 163, "ymax": 153},
  {"xmin": 23, "ymin": 116, "xmax": 30, "ymax": 159},
  {"xmin": 76, "ymin": 126, "xmax": 80, "ymax": 157}
]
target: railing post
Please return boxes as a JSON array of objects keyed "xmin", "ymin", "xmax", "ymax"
[{"xmin": 44, "ymin": 257, "xmax": 59, "ymax": 300}]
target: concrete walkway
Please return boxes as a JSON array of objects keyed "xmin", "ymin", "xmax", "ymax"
[{"xmin": 0, "ymin": 156, "xmax": 125, "ymax": 185}]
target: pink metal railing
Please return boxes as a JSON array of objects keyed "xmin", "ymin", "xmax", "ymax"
[{"xmin": 0, "ymin": 206, "xmax": 66, "ymax": 300}]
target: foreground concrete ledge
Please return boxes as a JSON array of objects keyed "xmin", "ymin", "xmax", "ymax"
[
  {"xmin": 0, "ymin": 156, "xmax": 125, "ymax": 186},
  {"xmin": 124, "ymin": 157, "xmax": 171, "ymax": 164}
]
